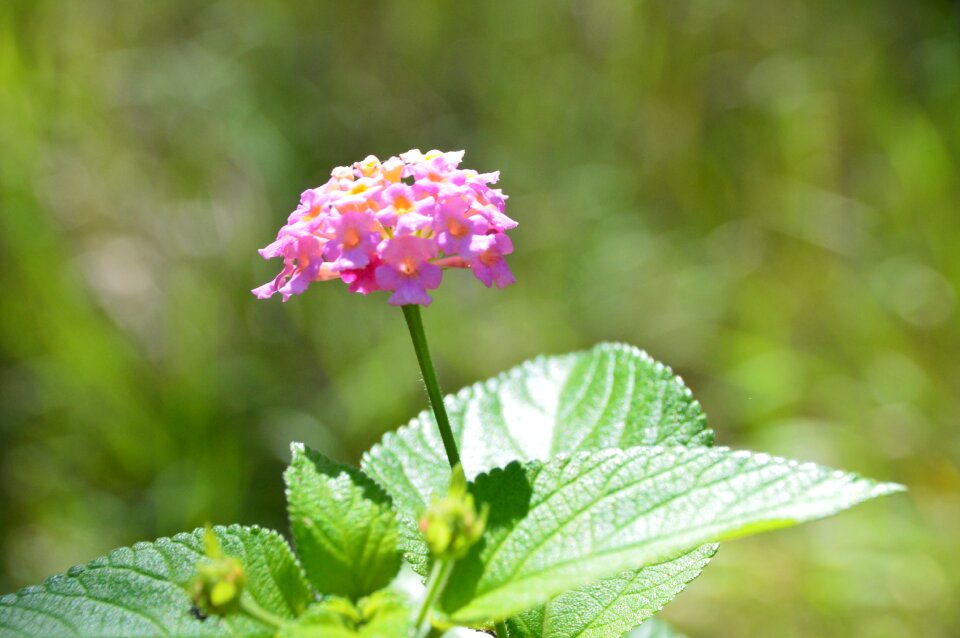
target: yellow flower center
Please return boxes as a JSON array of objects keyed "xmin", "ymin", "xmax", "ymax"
[
  {"xmin": 343, "ymin": 227, "xmax": 362, "ymax": 249},
  {"xmin": 394, "ymin": 195, "xmax": 413, "ymax": 213},
  {"xmin": 447, "ymin": 217, "xmax": 468, "ymax": 238},
  {"xmin": 480, "ymin": 249, "xmax": 500, "ymax": 267},
  {"xmin": 399, "ymin": 257, "xmax": 418, "ymax": 276},
  {"xmin": 358, "ymin": 156, "xmax": 380, "ymax": 177}
]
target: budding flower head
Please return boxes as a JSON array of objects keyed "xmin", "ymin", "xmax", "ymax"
[
  {"xmin": 189, "ymin": 528, "xmax": 246, "ymax": 617},
  {"xmin": 253, "ymin": 150, "xmax": 517, "ymax": 306},
  {"xmin": 420, "ymin": 465, "xmax": 488, "ymax": 560}
]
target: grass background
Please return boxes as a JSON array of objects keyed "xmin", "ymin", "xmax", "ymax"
[{"xmin": 1, "ymin": 1, "xmax": 957, "ymax": 635}]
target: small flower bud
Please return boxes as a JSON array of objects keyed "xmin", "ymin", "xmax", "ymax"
[
  {"xmin": 420, "ymin": 465, "xmax": 488, "ymax": 560},
  {"xmin": 190, "ymin": 528, "xmax": 246, "ymax": 617}
]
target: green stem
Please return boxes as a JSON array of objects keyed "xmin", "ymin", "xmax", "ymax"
[
  {"xmin": 414, "ymin": 559, "xmax": 453, "ymax": 637},
  {"xmin": 238, "ymin": 593, "xmax": 287, "ymax": 630},
  {"xmin": 402, "ymin": 304, "xmax": 461, "ymax": 468},
  {"xmin": 495, "ymin": 620, "xmax": 510, "ymax": 637}
]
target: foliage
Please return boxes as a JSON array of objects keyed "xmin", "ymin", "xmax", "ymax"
[
  {"xmin": 284, "ymin": 444, "xmax": 401, "ymax": 599},
  {"xmin": 0, "ymin": 346, "xmax": 899, "ymax": 637},
  {"xmin": 0, "ymin": 526, "xmax": 312, "ymax": 637}
]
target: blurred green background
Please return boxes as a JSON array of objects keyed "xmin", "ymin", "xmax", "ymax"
[{"xmin": 1, "ymin": 1, "xmax": 957, "ymax": 636}]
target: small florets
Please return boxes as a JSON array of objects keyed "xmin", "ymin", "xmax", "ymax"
[{"xmin": 253, "ymin": 149, "xmax": 516, "ymax": 306}]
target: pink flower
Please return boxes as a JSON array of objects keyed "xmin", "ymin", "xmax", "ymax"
[
  {"xmin": 288, "ymin": 188, "xmax": 328, "ymax": 225},
  {"xmin": 253, "ymin": 149, "xmax": 516, "ymax": 305},
  {"xmin": 468, "ymin": 233, "xmax": 515, "ymax": 289},
  {"xmin": 377, "ymin": 183, "xmax": 434, "ymax": 228},
  {"xmin": 340, "ymin": 256, "xmax": 382, "ymax": 295},
  {"xmin": 252, "ymin": 227, "xmax": 337, "ymax": 301},
  {"xmin": 323, "ymin": 210, "xmax": 381, "ymax": 271},
  {"xmin": 434, "ymin": 197, "xmax": 486, "ymax": 255},
  {"xmin": 374, "ymin": 236, "xmax": 443, "ymax": 306}
]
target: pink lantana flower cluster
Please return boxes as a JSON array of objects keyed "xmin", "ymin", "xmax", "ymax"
[{"xmin": 253, "ymin": 150, "xmax": 516, "ymax": 306}]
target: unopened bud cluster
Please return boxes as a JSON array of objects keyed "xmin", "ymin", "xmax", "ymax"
[
  {"xmin": 189, "ymin": 529, "xmax": 246, "ymax": 616},
  {"xmin": 420, "ymin": 466, "xmax": 488, "ymax": 559}
]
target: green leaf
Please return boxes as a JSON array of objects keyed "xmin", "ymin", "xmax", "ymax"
[
  {"xmin": 624, "ymin": 618, "xmax": 687, "ymax": 638},
  {"xmin": 284, "ymin": 442, "xmax": 402, "ymax": 600},
  {"xmin": 362, "ymin": 344, "xmax": 717, "ymax": 635},
  {"xmin": 0, "ymin": 525, "xmax": 312, "ymax": 638},
  {"xmin": 362, "ymin": 344, "xmax": 718, "ymax": 635},
  {"xmin": 277, "ymin": 593, "xmax": 413, "ymax": 638},
  {"xmin": 440, "ymin": 446, "xmax": 902, "ymax": 624},
  {"xmin": 504, "ymin": 545, "xmax": 714, "ymax": 638},
  {"xmin": 362, "ymin": 343, "xmax": 713, "ymax": 571}
]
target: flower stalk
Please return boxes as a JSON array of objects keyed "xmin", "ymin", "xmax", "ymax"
[
  {"xmin": 413, "ymin": 558, "xmax": 454, "ymax": 638},
  {"xmin": 402, "ymin": 304, "xmax": 460, "ymax": 468},
  {"xmin": 238, "ymin": 594, "xmax": 287, "ymax": 630}
]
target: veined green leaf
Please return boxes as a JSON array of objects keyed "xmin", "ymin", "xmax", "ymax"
[
  {"xmin": 505, "ymin": 545, "xmax": 714, "ymax": 638},
  {"xmin": 362, "ymin": 344, "xmax": 717, "ymax": 636},
  {"xmin": 362, "ymin": 343, "xmax": 713, "ymax": 572},
  {"xmin": 440, "ymin": 447, "xmax": 902, "ymax": 624},
  {"xmin": 0, "ymin": 525, "xmax": 312, "ymax": 638},
  {"xmin": 284, "ymin": 443, "xmax": 401, "ymax": 600}
]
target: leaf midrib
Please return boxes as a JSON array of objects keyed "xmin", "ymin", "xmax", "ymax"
[
  {"xmin": 477, "ymin": 449, "xmax": 715, "ymax": 587},
  {"xmin": 456, "ymin": 474, "xmax": 891, "ymax": 619}
]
